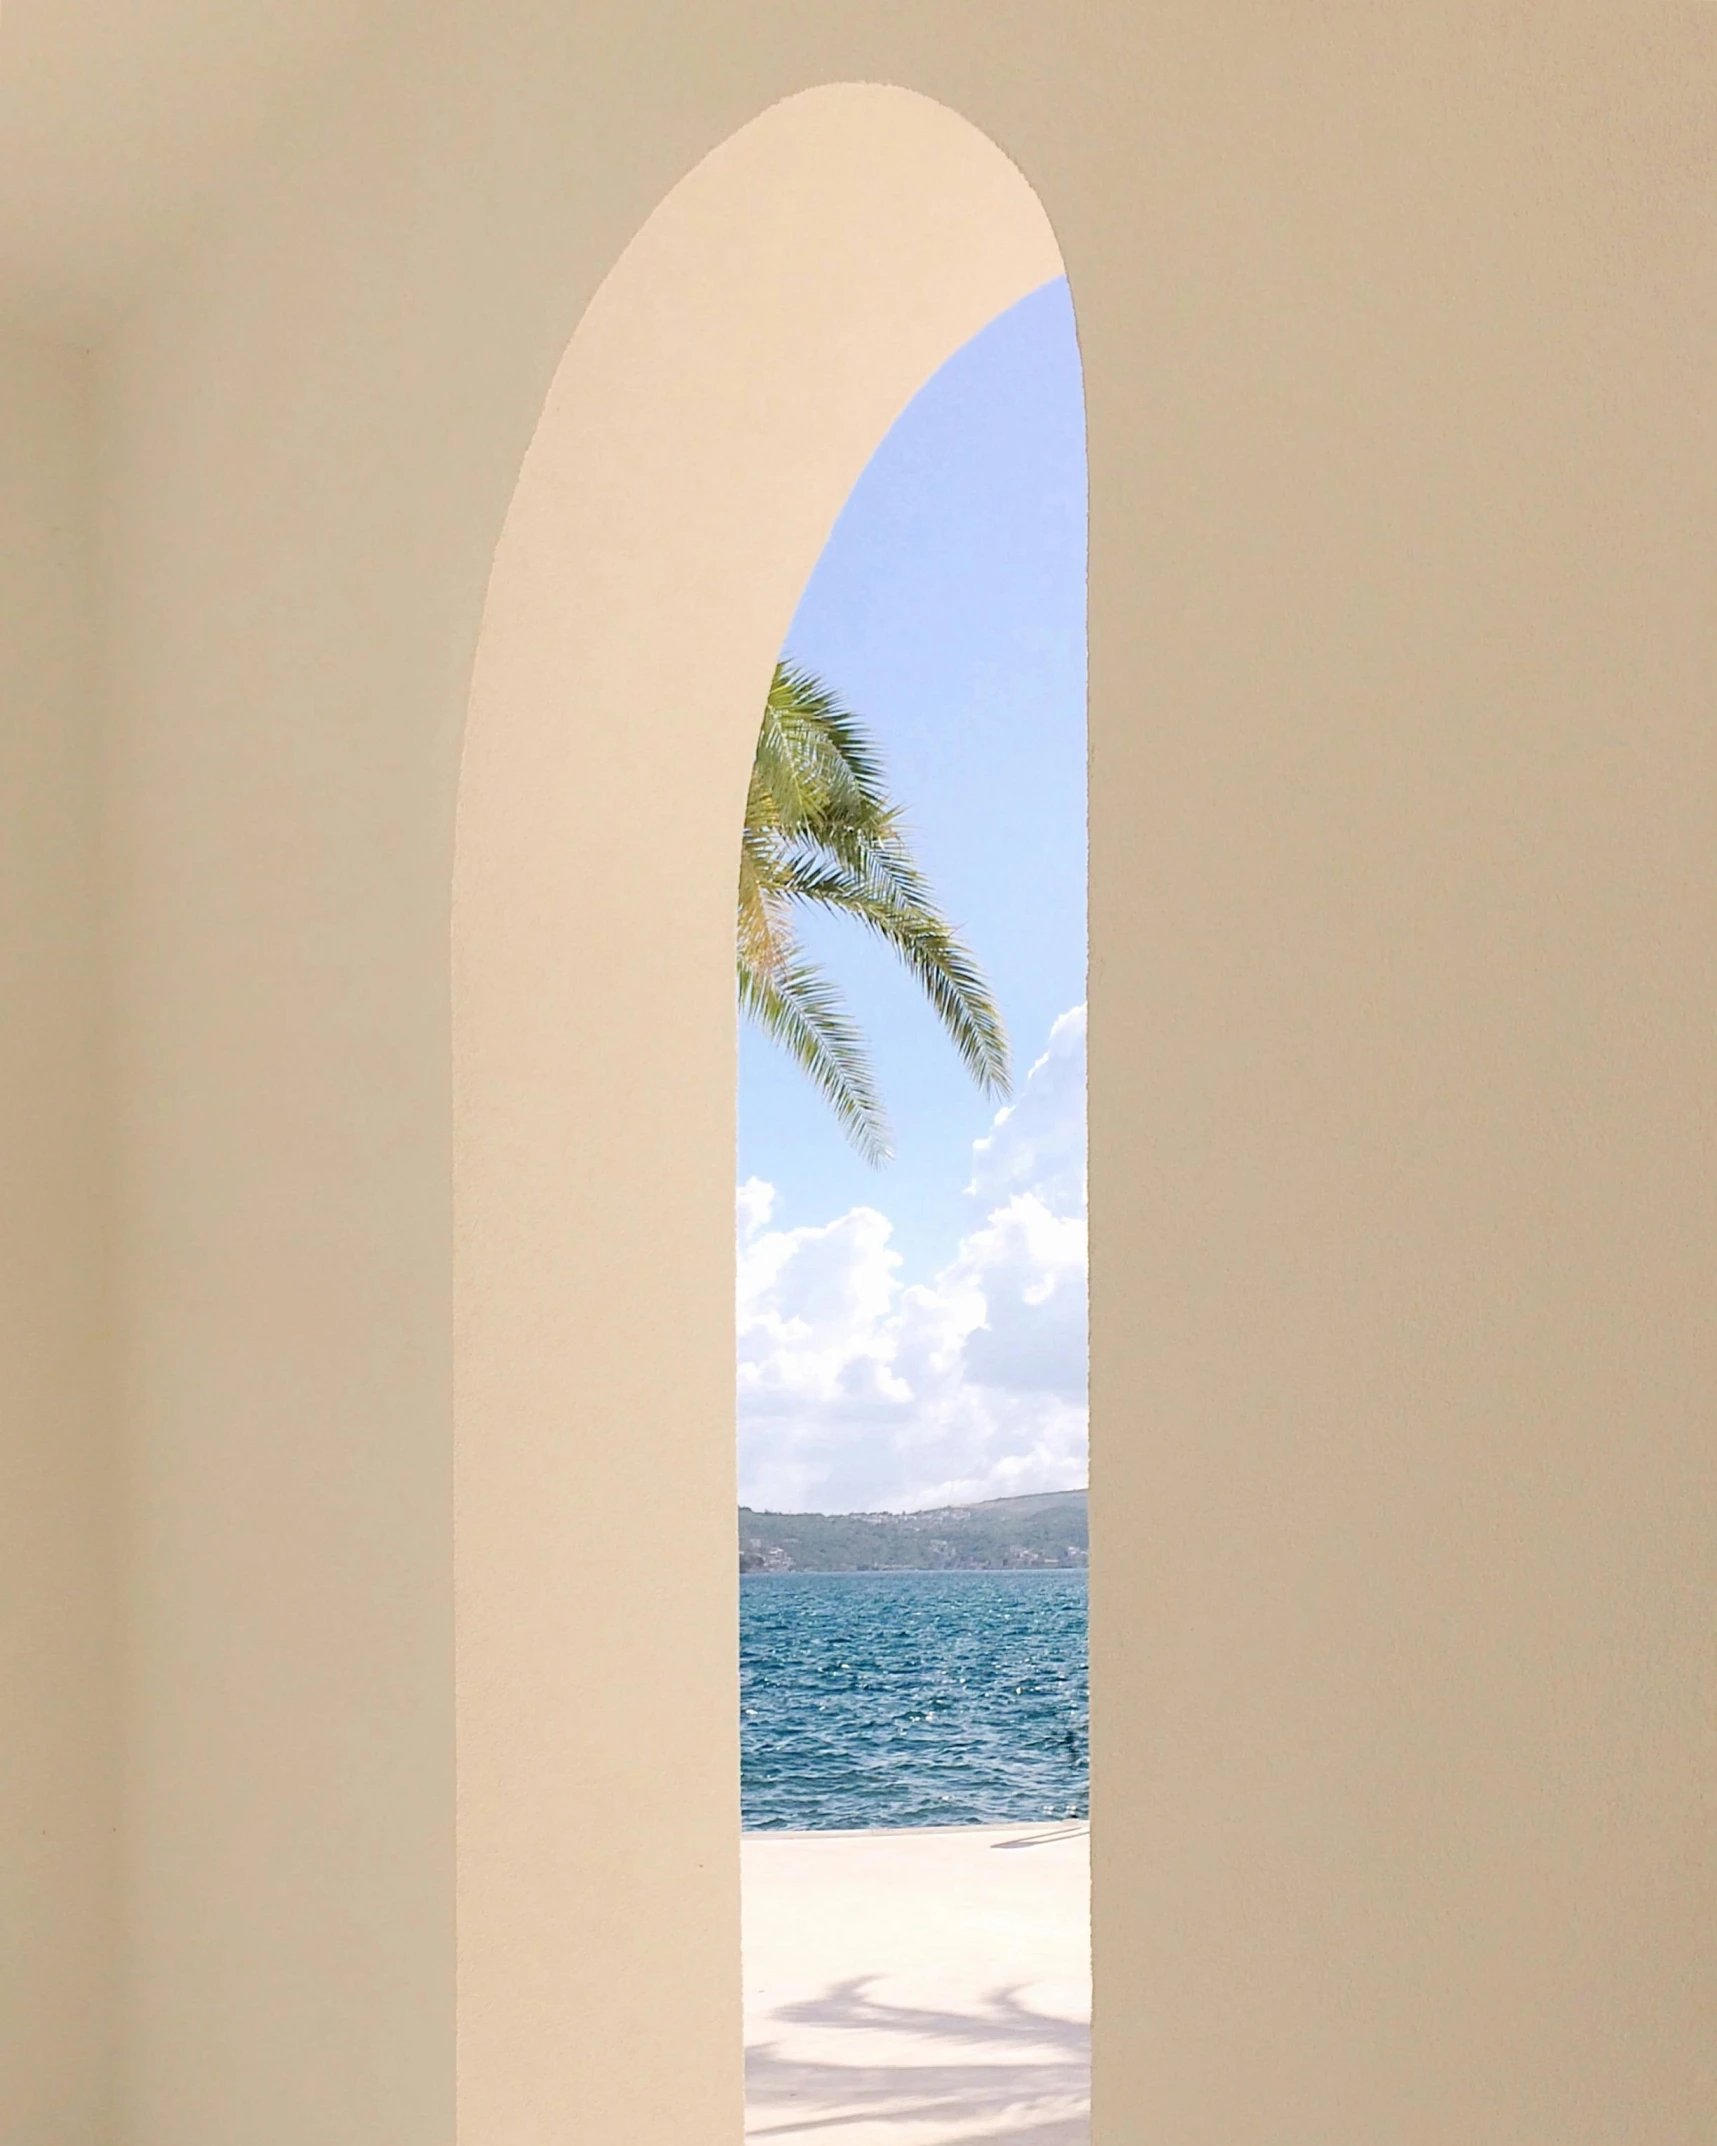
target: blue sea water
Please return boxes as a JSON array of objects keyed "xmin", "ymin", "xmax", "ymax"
[{"xmin": 740, "ymin": 1569, "xmax": 1088, "ymax": 1831}]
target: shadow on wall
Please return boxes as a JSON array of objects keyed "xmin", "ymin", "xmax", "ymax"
[{"xmin": 745, "ymin": 1976, "xmax": 1089, "ymax": 2143}]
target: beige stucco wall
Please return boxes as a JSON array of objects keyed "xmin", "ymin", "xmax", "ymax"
[
  {"xmin": 454, "ymin": 91, "xmax": 1060, "ymax": 2142},
  {"xmin": 0, "ymin": 329, "xmax": 115, "ymax": 2143},
  {"xmin": 1087, "ymin": 21, "xmax": 1717, "ymax": 2134},
  {"xmin": 4, "ymin": 5, "xmax": 1713, "ymax": 2142},
  {"xmin": 98, "ymin": 178, "xmax": 462, "ymax": 2146}
]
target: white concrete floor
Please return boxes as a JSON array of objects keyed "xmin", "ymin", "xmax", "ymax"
[{"xmin": 742, "ymin": 1822, "xmax": 1090, "ymax": 2146}]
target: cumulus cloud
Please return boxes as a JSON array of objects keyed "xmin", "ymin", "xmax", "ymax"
[
  {"xmin": 968, "ymin": 1005, "xmax": 1087, "ymax": 1218},
  {"xmin": 737, "ymin": 1005, "xmax": 1087, "ymax": 1513}
]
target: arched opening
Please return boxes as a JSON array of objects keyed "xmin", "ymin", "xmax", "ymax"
[
  {"xmin": 734, "ymin": 278, "xmax": 1090, "ymax": 2140},
  {"xmin": 453, "ymin": 84, "xmax": 1070, "ymax": 2138}
]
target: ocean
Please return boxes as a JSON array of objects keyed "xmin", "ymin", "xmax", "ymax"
[{"xmin": 740, "ymin": 1568, "xmax": 1089, "ymax": 1831}]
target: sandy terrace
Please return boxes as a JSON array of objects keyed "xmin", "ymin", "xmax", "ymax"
[{"xmin": 742, "ymin": 1821, "xmax": 1090, "ymax": 2146}]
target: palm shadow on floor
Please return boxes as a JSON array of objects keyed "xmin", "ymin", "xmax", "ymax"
[{"xmin": 746, "ymin": 1976, "xmax": 1089, "ymax": 2144}]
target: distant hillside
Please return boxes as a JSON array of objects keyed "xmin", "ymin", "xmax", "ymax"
[{"xmin": 739, "ymin": 1489, "xmax": 1087, "ymax": 1573}]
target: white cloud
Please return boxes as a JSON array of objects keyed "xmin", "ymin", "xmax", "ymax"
[
  {"xmin": 968, "ymin": 1004, "xmax": 1087, "ymax": 1218},
  {"xmin": 737, "ymin": 1005, "xmax": 1087, "ymax": 1513},
  {"xmin": 735, "ymin": 1176, "xmax": 776, "ymax": 1240}
]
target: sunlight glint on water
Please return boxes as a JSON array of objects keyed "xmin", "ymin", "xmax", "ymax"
[{"xmin": 740, "ymin": 1569, "xmax": 1088, "ymax": 1831}]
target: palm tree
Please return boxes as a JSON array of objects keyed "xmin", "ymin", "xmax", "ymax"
[{"xmin": 739, "ymin": 659, "xmax": 1011, "ymax": 1162}]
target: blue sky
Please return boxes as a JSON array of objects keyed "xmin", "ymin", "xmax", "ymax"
[{"xmin": 737, "ymin": 278, "xmax": 1088, "ymax": 1513}]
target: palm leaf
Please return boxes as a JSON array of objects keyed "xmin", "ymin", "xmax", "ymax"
[
  {"xmin": 738, "ymin": 658, "xmax": 1011, "ymax": 1159},
  {"xmin": 774, "ymin": 852, "xmax": 1010, "ymax": 1096},
  {"xmin": 737, "ymin": 952, "xmax": 891, "ymax": 1164}
]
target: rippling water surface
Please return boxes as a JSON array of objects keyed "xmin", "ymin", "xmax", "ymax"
[{"xmin": 740, "ymin": 1569, "xmax": 1088, "ymax": 1831}]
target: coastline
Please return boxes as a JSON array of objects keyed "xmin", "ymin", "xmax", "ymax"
[{"xmin": 740, "ymin": 1562, "xmax": 1087, "ymax": 1575}]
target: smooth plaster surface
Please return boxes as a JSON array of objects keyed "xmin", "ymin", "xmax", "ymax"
[
  {"xmin": 0, "ymin": 328, "xmax": 114, "ymax": 2146},
  {"xmin": 0, "ymin": 0, "xmax": 409, "ymax": 334},
  {"xmin": 456, "ymin": 89, "xmax": 1061, "ymax": 2141},
  {"xmin": 1, "ymin": 6, "xmax": 1712, "ymax": 2143}
]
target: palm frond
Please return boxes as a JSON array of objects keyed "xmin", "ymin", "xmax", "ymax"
[
  {"xmin": 775, "ymin": 851, "xmax": 1010, "ymax": 1096},
  {"xmin": 738, "ymin": 657, "xmax": 1011, "ymax": 1158},
  {"xmin": 737, "ymin": 952, "xmax": 891, "ymax": 1164},
  {"xmin": 756, "ymin": 663, "xmax": 894, "ymax": 836}
]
